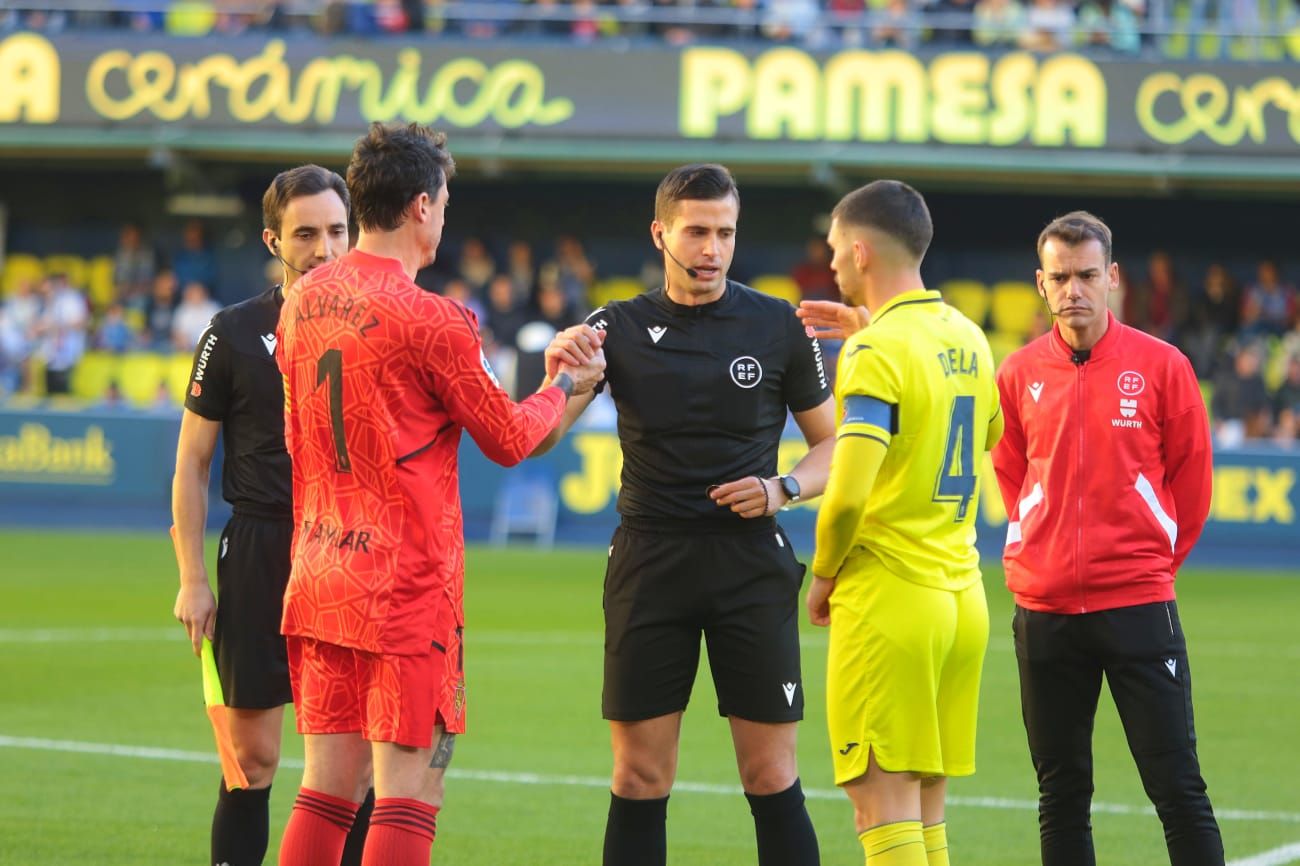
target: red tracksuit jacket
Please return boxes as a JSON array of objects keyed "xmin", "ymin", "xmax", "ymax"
[{"xmin": 992, "ymin": 313, "xmax": 1213, "ymax": 614}]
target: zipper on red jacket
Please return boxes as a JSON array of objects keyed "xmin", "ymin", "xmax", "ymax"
[{"xmin": 1075, "ymin": 359, "xmax": 1088, "ymax": 613}]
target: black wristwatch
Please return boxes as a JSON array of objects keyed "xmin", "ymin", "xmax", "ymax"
[{"xmin": 778, "ymin": 474, "xmax": 801, "ymax": 503}]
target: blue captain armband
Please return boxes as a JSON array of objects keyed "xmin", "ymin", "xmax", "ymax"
[{"xmin": 841, "ymin": 394, "xmax": 897, "ymax": 433}]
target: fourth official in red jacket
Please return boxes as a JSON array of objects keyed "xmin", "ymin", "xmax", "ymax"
[{"xmin": 993, "ymin": 211, "xmax": 1224, "ymax": 866}]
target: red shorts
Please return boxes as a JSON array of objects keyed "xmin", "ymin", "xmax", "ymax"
[{"xmin": 287, "ymin": 626, "xmax": 465, "ymax": 748}]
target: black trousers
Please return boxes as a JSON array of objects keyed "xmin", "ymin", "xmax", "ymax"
[{"xmin": 1013, "ymin": 601, "xmax": 1224, "ymax": 866}]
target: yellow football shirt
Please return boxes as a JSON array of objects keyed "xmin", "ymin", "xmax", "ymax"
[{"xmin": 825, "ymin": 289, "xmax": 1001, "ymax": 591}]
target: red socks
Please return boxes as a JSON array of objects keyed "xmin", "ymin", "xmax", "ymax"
[
  {"xmin": 360, "ymin": 797, "xmax": 440, "ymax": 866},
  {"xmin": 279, "ymin": 788, "xmax": 361, "ymax": 866}
]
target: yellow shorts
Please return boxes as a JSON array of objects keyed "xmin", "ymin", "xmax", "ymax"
[{"xmin": 826, "ymin": 548, "xmax": 989, "ymax": 784}]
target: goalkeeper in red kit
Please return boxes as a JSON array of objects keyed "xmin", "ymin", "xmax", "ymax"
[{"xmin": 274, "ymin": 122, "xmax": 605, "ymax": 866}]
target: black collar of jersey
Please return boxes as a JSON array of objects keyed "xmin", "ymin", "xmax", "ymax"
[
  {"xmin": 648, "ymin": 280, "xmax": 739, "ymax": 318},
  {"xmin": 871, "ymin": 289, "xmax": 942, "ymax": 324}
]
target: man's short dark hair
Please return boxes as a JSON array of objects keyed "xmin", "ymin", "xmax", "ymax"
[
  {"xmin": 1038, "ymin": 211, "xmax": 1113, "ymax": 263},
  {"xmin": 831, "ymin": 180, "xmax": 933, "ymax": 262},
  {"xmin": 654, "ymin": 163, "xmax": 739, "ymax": 225},
  {"xmin": 262, "ymin": 164, "xmax": 350, "ymax": 235},
  {"xmin": 347, "ymin": 122, "xmax": 456, "ymax": 233}
]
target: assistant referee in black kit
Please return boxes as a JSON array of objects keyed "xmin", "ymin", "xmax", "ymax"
[
  {"xmin": 533, "ymin": 164, "xmax": 837, "ymax": 866},
  {"xmin": 170, "ymin": 165, "xmax": 374, "ymax": 866}
]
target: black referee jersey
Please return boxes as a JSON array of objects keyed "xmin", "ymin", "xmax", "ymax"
[
  {"xmin": 183, "ymin": 285, "xmax": 291, "ymax": 517},
  {"xmin": 587, "ymin": 280, "xmax": 830, "ymax": 523}
]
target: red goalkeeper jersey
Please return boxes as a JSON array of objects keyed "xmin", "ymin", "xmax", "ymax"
[{"xmin": 277, "ymin": 249, "xmax": 566, "ymax": 655}]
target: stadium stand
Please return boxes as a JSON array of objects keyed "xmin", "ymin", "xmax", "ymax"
[
  {"xmin": 5, "ymin": 239, "xmax": 1299, "ymax": 443},
  {"xmin": 940, "ymin": 279, "xmax": 991, "ymax": 328},
  {"xmin": 750, "ymin": 274, "xmax": 804, "ymax": 306},
  {"xmin": 989, "ymin": 281, "xmax": 1043, "ymax": 340},
  {"xmin": 587, "ymin": 277, "xmax": 645, "ymax": 310},
  {"xmin": 3, "ymin": 0, "xmax": 1296, "ymax": 59}
]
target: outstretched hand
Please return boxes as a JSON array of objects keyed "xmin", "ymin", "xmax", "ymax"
[{"xmin": 796, "ymin": 300, "xmax": 870, "ymax": 341}]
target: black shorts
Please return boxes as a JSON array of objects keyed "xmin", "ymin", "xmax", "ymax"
[
  {"xmin": 602, "ymin": 518, "xmax": 807, "ymax": 723},
  {"xmin": 213, "ymin": 513, "xmax": 294, "ymax": 709}
]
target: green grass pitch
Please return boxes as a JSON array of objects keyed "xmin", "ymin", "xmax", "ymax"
[{"xmin": 0, "ymin": 528, "xmax": 1297, "ymax": 865}]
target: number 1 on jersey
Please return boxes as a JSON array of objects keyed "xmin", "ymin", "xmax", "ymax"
[
  {"xmin": 934, "ymin": 394, "xmax": 975, "ymax": 521},
  {"xmin": 315, "ymin": 348, "xmax": 352, "ymax": 473}
]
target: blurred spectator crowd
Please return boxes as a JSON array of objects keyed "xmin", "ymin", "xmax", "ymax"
[
  {"xmin": 3, "ymin": 0, "xmax": 1297, "ymax": 57},
  {"xmin": 1124, "ymin": 253, "xmax": 1300, "ymax": 448},
  {"xmin": 2, "ymin": 226, "xmax": 1298, "ymax": 447},
  {"xmin": 0, "ymin": 226, "xmax": 623, "ymax": 415},
  {"xmin": 0, "ymin": 219, "xmax": 221, "ymax": 406}
]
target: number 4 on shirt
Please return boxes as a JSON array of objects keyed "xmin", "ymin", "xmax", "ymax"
[{"xmin": 933, "ymin": 395, "xmax": 975, "ymax": 521}]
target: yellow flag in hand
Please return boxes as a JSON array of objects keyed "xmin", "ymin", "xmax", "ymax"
[{"xmin": 201, "ymin": 637, "xmax": 249, "ymax": 791}]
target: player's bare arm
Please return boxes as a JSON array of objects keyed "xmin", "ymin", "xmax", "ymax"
[
  {"xmin": 170, "ymin": 410, "xmax": 221, "ymax": 657},
  {"xmin": 784, "ymin": 397, "xmax": 837, "ymax": 499},
  {"xmin": 796, "ymin": 300, "xmax": 870, "ymax": 341},
  {"xmin": 531, "ymin": 325, "xmax": 607, "ymax": 456},
  {"xmin": 710, "ymin": 397, "xmax": 836, "ymax": 518}
]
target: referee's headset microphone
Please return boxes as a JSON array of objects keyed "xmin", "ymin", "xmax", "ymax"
[
  {"xmin": 1038, "ymin": 280, "xmax": 1092, "ymax": 365},
  {"xmin": 1038, "ymin": 281, "xmax": 1068, "ymax": 318},
  {"xmin": 270, "ymin": 237, "xmax": 307, "ymax": 276},
  {"xmin": 656, "ymin": 232, "xmax": 698, "ymax": 279}
]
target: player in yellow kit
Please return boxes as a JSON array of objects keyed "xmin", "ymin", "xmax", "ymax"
[{"xmin": 803, "ymin": 180, "xmax": 1003, "ymax": 866}]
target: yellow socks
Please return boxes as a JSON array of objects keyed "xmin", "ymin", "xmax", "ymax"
[
  {"xmin": 859, "ymin": 820, "xmax": 927, "ymax": 865},
  {"xmin": 923, "ymin": 822, "xmax": 950, "ymax": 866}
]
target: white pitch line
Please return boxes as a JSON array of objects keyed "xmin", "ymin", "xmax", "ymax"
[
  {"xmin": 1, "ymin": 734, "xmax": 1297, "ymax": 826},
  {"xmin": 1228, "ymin": 842, "xmax": 1300, "ymax": 866},
  {"xmin": 0, "ymin": 627, "xmax": 180, "ymax": 643},
  {"xmin": 3, "ymin": 628, "xmax": 1299, "ymax": 660}
]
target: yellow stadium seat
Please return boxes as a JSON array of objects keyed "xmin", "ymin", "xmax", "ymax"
[
  {"xmin": 166, "ymin": 0, "xmax": 216, "ymax": 35},
  {"xmin": 26, "ymin": 354, "xmax": 47, "ymax": 397},
  {"xmin": 2, "ymin": 253, "xmax": 44, "ymax": 298},
  {"xmin": 124, "ymin": 307, "xmax": 147, "ymax": 334},
  {"xmin": 750, "ymin": 275, "xmax": 802, "ymax": 306},
  {"xmin": 87, "ymin": 256, "xmax": 118, "ymax": 311},
  {"xmin": 70, "ymin": 352, "xmax": 121, "ymax": 402},
  {"xmin": 990, "ymin": 281, "xmax": 1042, "ymax": 338},
  {"xmin": 588, "ymin": 277, "xmax": 644, "ymax": 310},
  {"xmin": 987, "ymin": 331, "xmax": 1025, "ymax": 370},
  {"xmin": 1263, "ymin": 337, "xmax": 1287, "ymax": 392},
  {"xmin": 118, "ymin": 353, "xmax": 169, "ymax": 408},
  {"xmin": 41, "ymin": 255, "xmax": 88, "ymax": 291},
  {"xmin": 939, "ymin": 280, "xmax": 990, "ymax": 327},
  {"xmin": 168, "ymin": 354, "xmax": 195, "ymax": 407},
  {"xmin": 2, "ymin": 253, "xmax": 116, "ymax": 307},
  {"xmin": 1199, "ymin": 380, "xmax": 1214, "ymax": 423}
]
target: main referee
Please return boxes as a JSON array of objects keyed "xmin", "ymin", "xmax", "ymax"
[
  {"xmin": 533, "ymin": 164, "xmax": 836, "ymax": 866},
  {"xmin": 170, "ymin": 165, "xmax": 372, "ymax": 866}
]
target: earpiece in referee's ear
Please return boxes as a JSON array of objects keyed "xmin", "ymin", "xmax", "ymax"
[
  {"xmin": 657, "ymin": 233, "xmax": 699, "ymax": 280},
  {"xmin": 269, "ymin": 236, "xmax": 306, "ymax": 275}
]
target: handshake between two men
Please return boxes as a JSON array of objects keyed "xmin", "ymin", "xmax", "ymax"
[{"xmin": 545, "ymin": 324, "xmax": 607, "ymax": 396}]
